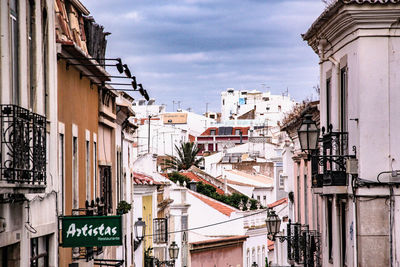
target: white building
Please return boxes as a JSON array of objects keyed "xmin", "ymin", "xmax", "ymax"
[
  {"xmin": 115, "ymin": 92, "xmax": 137, "ymax": 267},
  {"xmin": 133, "ymin": 109, "xmax": 215, "ymax": 157},
  {"xmin": 220, "ymin": 88, "xmax": 296, "ymax": 126},
  {"xmin": 302, "ymin": 1, "xmax": 400, "ymax": 266},
  {"xmin": 0, "ymin": 0, "xmax": 58, "ymax": 266},
  {"xmin": 131, "ymin": 99, "xmax": 166, "ymax": 119}
]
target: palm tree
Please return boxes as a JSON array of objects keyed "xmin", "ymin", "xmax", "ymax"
[{"xmin": 162, "ymin": 142, "xmax": 203, "ymax": 171}]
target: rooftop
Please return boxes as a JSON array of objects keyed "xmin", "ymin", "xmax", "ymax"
[
  {"xmin": 200, "ymin": 126, "xmax": 250, "ymax": 136},
  {"xmin": 191, "ymin": 235, "xmax": 248, "ymax": 246},
  {"xmin": 180, "ymin": 172, "xmax": 225, "ymax": 195},
  {"xmin": 132, "ymin": 172, "xmax": 162, "ymax": 185},
  {"xmin": 268, "ymin": 197, "xmax": 288, "ymax": 209},
  {"xmin": 302, "ymin": 0, "xmax": 400, "ymax": 41},
  {"xmin": 225, "ymin": 170, "xmax": 273, "ymax": 187},
  {"xmin": 188, "ymin": 190, "xmax": 237, "ymax": 216}
]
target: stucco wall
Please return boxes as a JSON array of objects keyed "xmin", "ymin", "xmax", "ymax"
[
  {"xmin": 58, "ymin": 59, "xmax": 99, "ymax": 267},
  {"xmin": 191, "ymin": 243, "xmax": 244, "ymax": 267}
]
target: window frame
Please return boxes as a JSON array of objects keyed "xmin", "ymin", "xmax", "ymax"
[{"xmin": 153, "ymin": 218, "xmax": 168, "ymax": 244}]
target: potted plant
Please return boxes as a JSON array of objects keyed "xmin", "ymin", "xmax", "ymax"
[{"xmin": 117, "ymin": 200, "xmax": 132, "ymax": 215}]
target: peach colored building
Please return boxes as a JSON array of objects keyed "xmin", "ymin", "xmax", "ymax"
[{"xmin": 191, "ymin": 236, "xmax": 248, "ymax": 267}]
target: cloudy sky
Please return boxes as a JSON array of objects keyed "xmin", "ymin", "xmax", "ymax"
[{"xmin": 84, "ymin": 0, "xmax": 325, "ymax": 114}]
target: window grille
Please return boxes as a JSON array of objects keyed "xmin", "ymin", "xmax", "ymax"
[{"xmin": 153, "ymin": 218, "xmax": 168, "ymax": 243}]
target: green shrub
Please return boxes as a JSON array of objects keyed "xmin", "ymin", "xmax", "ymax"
[{"xmin": 167, "ymin": 172, "xmax": 261, "ymax": 210}]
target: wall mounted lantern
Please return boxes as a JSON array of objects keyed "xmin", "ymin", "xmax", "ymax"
[
  {"xmin": 298, "ymin": 114, "xmax": 319, "ymax": 152},
  {"xmin": 134, "ymin": 217, "xmax": 146, "ymax": 251},
  {"xmin": 265, "ymin": 209, "xmax": 281, "ymax": 241}
]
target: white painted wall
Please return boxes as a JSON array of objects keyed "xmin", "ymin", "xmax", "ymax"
[
  {"xmin": 220, "ymin": 88, "xmax": 296, "ymax": 125},
  {"xmin": 0, "ymin": 1, "xmax": 58, "ymax": 266}
]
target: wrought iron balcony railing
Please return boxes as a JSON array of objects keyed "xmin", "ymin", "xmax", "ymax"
[
  {"xmin": 286, "ymin": 221, "xmax": 321, "ymax": 267},
  {"xmin": 311, "ymin": 126, "xmax": 356, "ymax": 187},
  {"xmin": 0, "ymin": 105, "xmax": 46, "ymax": 186}
]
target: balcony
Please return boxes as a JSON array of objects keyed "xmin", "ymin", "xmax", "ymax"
[
  {"xmin": 0, "ymin": 105, "xmax": 46, "ymax": 194},
  {"xmin": 311, "ymin": 129, "xmax": 356, "ymax": 189}
]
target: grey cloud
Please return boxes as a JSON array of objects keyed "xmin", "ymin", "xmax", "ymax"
[{"xmin": 83, "ymin": 0, "xmax": 325, "ymax": 112}]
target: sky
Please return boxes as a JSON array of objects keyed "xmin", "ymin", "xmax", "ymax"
[{"xmin": 83, "ymin": 0, "xmax": 326, "ymax": 114}]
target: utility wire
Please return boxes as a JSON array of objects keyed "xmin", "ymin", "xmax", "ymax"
[{"xmin": 144, "ymin": 208, "xmax": 268, "ymax": 237}]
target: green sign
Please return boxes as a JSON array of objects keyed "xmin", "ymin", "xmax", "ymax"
[{"xmin": 61, "ymin": 216, "xmax": 122, "ymax": 247}]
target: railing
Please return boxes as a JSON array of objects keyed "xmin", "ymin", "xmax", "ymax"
[
  {"xmin": 0, "ymin": 105, "xmax": 46, "ymax": 185},
  {"xmin": 311, "ymin": 126, "xmax": 356, "ymax": 187},
  {"xmin": 286, "ymin": 222, "xmax": 321, "ymax": 267}
]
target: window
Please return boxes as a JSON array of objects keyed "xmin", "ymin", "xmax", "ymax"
[
  {"xmin": 117, "ymin": 150, "xmax": 122, "ymax": 203},
  {"xmin": 93, "ymin": 141, "xmax": 97, "ymax": 199},
  {"xmin": 100, "ymin": 166, "xmax": 112, "ymax": 214},
  {"xmin": 326, "ymin": 78, "xmax": 331, "ymax": 128},
  {"xmin": 278, "ymin": 105, "xmax": 281, "ymax": 112},
  {"xmin": 28, "ymin": 0, "xmax": 35, "ymax": 110},
  {"xmin": 30, "ymin": 235, "xmax": 49, "ymax": 267},
  {"xmin": 263, "ymin": 195, "xmax": 266, "ymax": 206},
  {"xmin": 222, "ymin": 100, "xmax": 225, "ymax": 105},
  {"xmin": 279, "ymin": 174, "xmax": 285, "ymax": 188},
  {"xmin": 296, "ymin": 162, "xmax": 301, "ymax": 222},
  {"xmin": 257, "ymin": 195, "xmax": 261, "ymax": 202},
  {"xmin": 327, "ymin": 198, "xmax": 333, "ymax": 261},
  {"xmin": 59, "ymin": 134, "xmax": 65, "ymax": 214},
  {"xmin": 266, "ymin": 107, "xmax": 270, "ymax": 111},
  {"xmin": 42, "ymin": 5, "xmax": 49, "ymax": 115},
  {"xmin": 10, "ymin": 0, "xmax": 19, "ymax": 104},
  {"xmin": 72, "ymin": 136, "xmax": 78, "ymax": 209},
  {"xmin": 235, "ymin": 129, "xmax": 241, "ymax": 135},
  {"xmin": 340, "ymin": 67, "xmax": 348, "ymax": 132},
  {"xmin": 86, "ymin": 140, "xmax": 90, "ymax": 200},
  {"xmin": 210, "ymin": 129, "xmax": 216, "ymax": 135},
  {"xmin": 208, "ymin": 143, "xmax": 213, "ymax": 151},
  {"xmin": 153, "ymin": 218, "xmax": 168, "ymax": 243},
  {"xmin": 1, "ymin": 243, "xmax": 20, "ymax": 267}
]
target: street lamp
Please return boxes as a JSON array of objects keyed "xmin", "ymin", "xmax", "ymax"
[
  {"xmin": 153, "ymin": 242, "xmax": 179, "ymax": 266},
  {"xmin": 297, "ymin": 114, "xmax": 319, "ymax": 152},
  {"xmin": 265, "ymin": 210, "xmax": 281, "ymax": 241},
  {"xmin": 134, "ymin": 218, "xmax": 146, "ymax": 251},
  {"xmin": 169, "ymin": 241, "xmax": 180, "ymax": 260}
]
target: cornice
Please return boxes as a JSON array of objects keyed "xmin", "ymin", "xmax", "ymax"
[
  {"xmin": 305, "ymin": 6, "xmax": 400, "ymax": 55},
  {"xmin": 343, "ymin": 0, "xmax": 400, "ymax": 3}
]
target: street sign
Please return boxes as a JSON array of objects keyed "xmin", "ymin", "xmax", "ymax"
[{"xmin": 61, "ymin": 215, "xmax": 122, "ymax": 247}]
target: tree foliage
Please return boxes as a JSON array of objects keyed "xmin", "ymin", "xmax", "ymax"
[
  {"xmin": 162, "ymin": 142, "xmax": 203, "ymax": 171},
  {"xmin": 167, "ymin": 172, "xmax": 260, "ymax": 210}
]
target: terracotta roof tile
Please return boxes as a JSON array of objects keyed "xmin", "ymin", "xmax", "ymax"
[
  {"xmin": 180, "ymin": 172, "xmax": 224, "ymax": 195},
  {"xmin": 188, "ymin": 191, "xmax": 236, "ymax": 216},
  {"xmin": 132, "ymin": 172, "xmax": 161, "ymax": 185},
  {"xmin": 268, "ymin": 197, "xmax": 288, "ymax": 209}
]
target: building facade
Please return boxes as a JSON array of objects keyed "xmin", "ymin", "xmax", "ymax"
[
  {"xmin": 0, "ymin": 0, "xmax": 58, "ymax": 266},
  {"xmin": 303, "ymin": 1, "xmax": 400, "ymax": 266},
  {"xmin": 220, "ymin": 88, "xmax": 296, "ymax": 125}
]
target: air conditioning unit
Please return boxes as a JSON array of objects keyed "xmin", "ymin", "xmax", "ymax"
[{"xmin": 346, "ymin": 158, "xmax": 358, "ymax": 175}]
